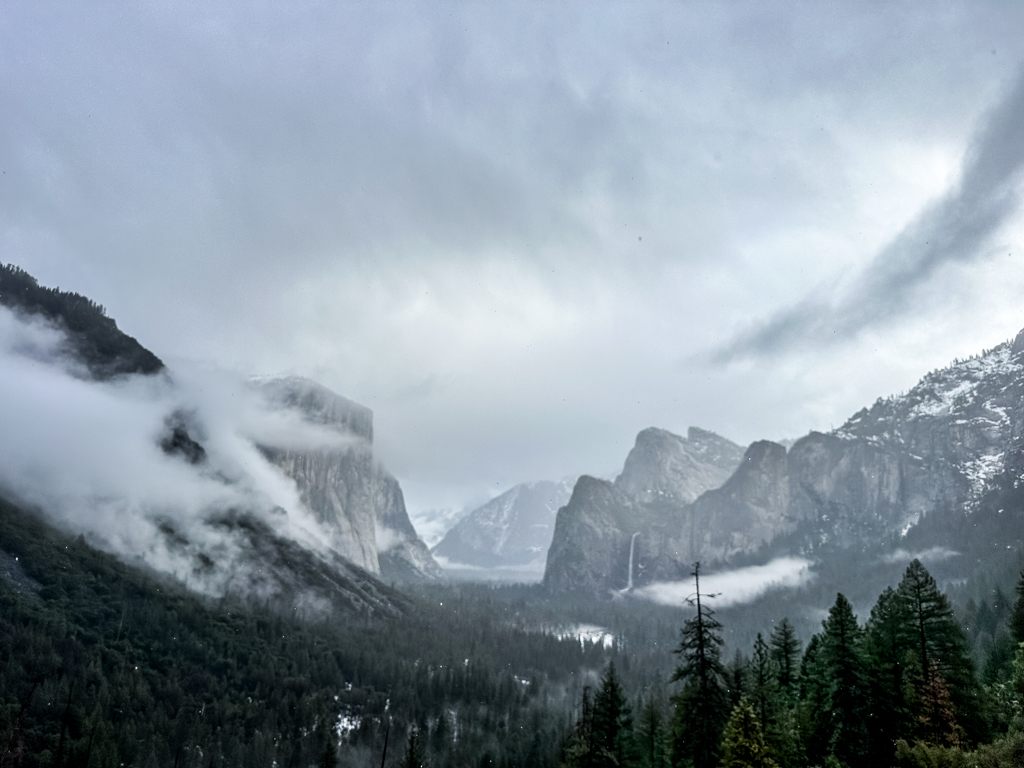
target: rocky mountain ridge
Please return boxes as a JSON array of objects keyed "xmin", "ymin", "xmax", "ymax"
[
  {"xmin": 544, "ymin": 427, "xmax": 746, "ymax": 592},
  {"xmin": 255, "ymin": 376, "xmax": 441, "ymax": 582},
  {"xmin": 544, "ymin": 329, "xmax": 1024, "ymax": 594},
  {"xmin": 432, "ymin": 479, "xmax": 574, "ymax": 569}
]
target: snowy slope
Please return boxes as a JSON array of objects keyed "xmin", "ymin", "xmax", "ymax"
[{"xmin": 432, "ymin": 479, "xmax": 574, "ymax": 569}]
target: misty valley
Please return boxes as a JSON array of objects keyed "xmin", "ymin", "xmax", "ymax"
[
  {"xmin": 6, "ymin": 5, "xmax": 1024, "ymax": 766},
  {"xmin": 4, "ymin": 259, "xmax": 1024, "ymax": 768}
]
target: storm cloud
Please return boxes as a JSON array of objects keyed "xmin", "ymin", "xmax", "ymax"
[
  {"xmin": 3, "ymin": 2, "xmax": 1024, "ymax": 517},
  {"xmin": 717, "ymin": 68, "xmax": 1024, "ymax": 362}
]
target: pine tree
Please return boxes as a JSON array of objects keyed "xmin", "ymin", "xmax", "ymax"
[
  {"xmin": 319, "ymin": 723, "xmax": 339, "ymax": 768},
  {"xmin": 819, "ymin": 593, "xmax": 868, "ymax": 768},
  {"xmin": 897, "ymin": 559, "xmax": 984, "ymax": 744},
  {"xmin": 635, "ymin": 693, "xmax": 669, "ymax": 768},
  {"xmin": 719, "ymin": 698, "xmax": 778, "ymax": 768},
  {"xmin": 749, "ymin": 634, "xmax": 777, "ymax": 734},
  {"xmin": 727, "ymin": 650, "xmax": 748, "ymax": 709},
  {"xmin": 1012, "ymin": 570, "xmax": 1024, "ymax": 644},
  {"xmin": 400, "ymin": 727, "xmax": 427, "ymax": 768},
  {"xmin": 563, "ymin": 687, "xmax": 596, "ymax": 768},
  {"xmin": 862, "ymin": 586, "xmax": 912, "ymax": 765},
  {"xmin": 917, "ymin": 661, "xmax": 963, "ymax": 747},
  {"xmin": 591, "ymin": 662, "xmax": 634, "ymax": 768},
  {"xmin": 670, "ymin": 563, "xmax": 731, "ymax": 768},
  {"xmin": 768, "ymin": 619, "xmax": 800, "ymax": 705}
]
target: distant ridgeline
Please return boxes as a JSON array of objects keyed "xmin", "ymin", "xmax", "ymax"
[{"xmin": 0, "ymin": 262, "xmax": 164, "ymax": 378}]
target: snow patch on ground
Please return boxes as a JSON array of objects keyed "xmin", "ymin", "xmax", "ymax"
[
  {"xmin": 334, "ymin": 710, "xmax": 361, "ymax": 741},
  {"xmin": 551, "ymin": 623, "xmax": 615, "ymax": 649},
  {"xmin": 962, "ymin": 451, "xmax": 1005, "ymax": 496}
]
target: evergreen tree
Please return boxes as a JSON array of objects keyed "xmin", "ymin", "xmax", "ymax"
[
  {"xmin": 562, "ymin": 687, "xmax": 596, "ymax": 768},
  {"xmin": 748, "ymin": 634, "xmax": 777, "ymax": 734},
  {"xmin": 319, "ymin": 725, "xmax": 339, "ymax": 768},
  {"xmin": 670, "ymin": 563, "xmax": 730, "ymax": 768},
  {"xmin": 727, "ymin": 650, "xmax": 748, "ymax": 709},
  {"xmin": 819, "ymin": 593, "xmax": 868, "ymax": 768},
  {"xmin": 897, "ymin": 559, "xmax": 985, "ymax": 743},
  {"xmin": 317, "ymin": 733, "xmax": 337, "ymax": 768},
  {"xmin": 768, "ymin": 619, "xmax": 800, "ymax": 706},
  {"xmin": 1012, "ymin": 570, "xmax": 1024, "ymax": 645},
  {"xmin": 399, "ymin": 727, "xmax": 427, "ymax": 768},
  {"xmin": 635, "ymin": 693, "xmax": 669, "ymax": 768},
  {"xmin": 591, "ymin": 662, "xmax": 634, "ymax": 768},
  {"xmin": 719, "ymin": 698, "xmax": 778, "ymax": 768},
  {"xmin": 917, "ymin": 661, "xmax": 963, "ymax": 748},
  {"xmin": 863, "ymin": 586, "xmax": 911, "ymax": 766}
]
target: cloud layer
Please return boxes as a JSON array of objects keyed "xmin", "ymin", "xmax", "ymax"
[
  {"xmin": 3, "ymin": 3, "xmax": 1024, "ymax": 514},
  {"xmin": 717, "ymin": 68, "xmax": 1024, "ymax": 362},
  {"xmin": 633, "ymin": 557, "xmax": 814, "ymax": 609}
]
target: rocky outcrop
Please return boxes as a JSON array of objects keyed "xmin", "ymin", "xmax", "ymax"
[
  {"xmin": 545, "ymin": 331, "xmax": 1024, "ymax": 595},
  {"xmin": 544, "ymin": 427, "xmax": 746, "ymax": 593},
  {"xmin": 616, "ymin": 427, "xmax": 745, "ymax": 504},
  {"xmin": 685, "ymin": 440, "xmax": 789, "ymax": 563},
  {"xmin": 255, "ymin": 377, "xmax": 441, "ymax": 582},
  {"xmin": 432, "ymin": 479, "xmax": 573, "ymax": 569}
]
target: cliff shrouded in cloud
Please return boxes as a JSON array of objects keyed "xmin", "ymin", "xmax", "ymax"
[{"xmin": 0, "ymin": 265, "xmax": 438, "ymax": 613}]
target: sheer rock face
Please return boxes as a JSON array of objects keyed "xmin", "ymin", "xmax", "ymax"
[
  {"xmin": 545, "ymin": 331, "xmax": 1024, "ymax": 595},
  {"xmin": 544, "ymin": 428, "xmax": 746, "ymax": 593},
  {"xmin": 684, "ymin": 440, "xmax": 790, "ymax": 564},
  {"xmin": 256, "ymin": 377, "xmax": 440, "ymax": 582},
  {"xmin": 432, "ymin": 479, "xmax": 573, "ymax": 569},
  {"xmin": 615, "ymin": 427, "xmax": 746, "ymax": 505}
]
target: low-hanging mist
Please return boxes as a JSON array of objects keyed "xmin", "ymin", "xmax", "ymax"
[
  {"xmin": 631, "ymin": 557, "xmax": 814, "ymax": 609},
  {"xmin": 0, "ymin": 306, "xmax": 361, "ymax": 597}
]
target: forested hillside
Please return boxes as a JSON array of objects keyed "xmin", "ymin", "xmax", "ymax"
[
  {"xmin": 0, "ymin": 264, "xmax": 163, "ymax": 378},
  {"xmin": 7, "ymin": 488, "xmax": 1024, "ymax": 767},
  {"xmin": 0, "ymin": 499, "xmax": 603, "ymax": 768}
]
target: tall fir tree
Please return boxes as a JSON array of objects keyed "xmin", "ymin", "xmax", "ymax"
[
  {"xmin": 797, "ymin": 634, "xmax": 829, "ymax": 766},
  {"xmin": 896, "ymin": 559, "xmax": 985, "ymax": 744},
  {"xmin": 670, "ymin": 562, "xmax": 731, "ymax": 768},
  {"xmin": 319, "ymin": 725, "xmax": 338, "ymax": 768},
  {"xmin": 400, "ymin": 727, "xmax": 427, "ymax": 768},
  {"xmin": 719, "ymin": 698, "xmax": 778, "ymax": 768},
  {"xmin": 768, "ymin": 619, "xmax": 800, "ymax": 706},
  {"xmin": 727, "ymin": 650, "xmax": 748, "ymax": 709},
  {"xmin": 635, "ymin": 693, "xmax": 670, "ymax": 768},
  {"xmin": 819, "ymin": 593, "xmax": 869, "ymax": 768},
  {"xmin": 562, "ymin": 687, "xmax": 596, "ymax": 768},
  {"xmin": 862, "ymin": 586, "xmax": 911, "ymax": 766},
  {"xmin": 748, "ymin": 634, "xmax": 777, "ymax": 734},
  {"xmin": 1012, "ymin": 569, "xmax": 1024, "ymax": 645},
  {"xmin": 591, "ymin": 662, "xmax": 634, "ymax": 768}
]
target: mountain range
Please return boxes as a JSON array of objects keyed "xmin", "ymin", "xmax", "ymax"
[
  {"xmin": 544, "ymin": 330, "xmax": 1024, "ymax": 594},
  {"xmin": 432, "ymin": 478, "xmax": 574, "ymax": 570}
]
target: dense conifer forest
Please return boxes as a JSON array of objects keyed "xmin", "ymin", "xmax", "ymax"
[
  {"xmin": 5, "ymin": 492, "xmax": 1024, "ymax": 767},
  {"xmin": 0, "ymin": 264, "xmax": 163, "ymax": 378}
]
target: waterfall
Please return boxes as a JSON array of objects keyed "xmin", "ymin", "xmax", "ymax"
[{"xmin": 625, "ymin": 532, "xmax": 640, "ymax": 591}]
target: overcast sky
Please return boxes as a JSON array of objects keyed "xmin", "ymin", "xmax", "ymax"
[{"xmin": 3, "ymin": 2, "xmax": 1024, "ymax": 518}]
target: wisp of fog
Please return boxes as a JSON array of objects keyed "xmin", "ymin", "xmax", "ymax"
[{"xmin": 0, "ymin": 306, "xmax": 359, "ymax": 595}]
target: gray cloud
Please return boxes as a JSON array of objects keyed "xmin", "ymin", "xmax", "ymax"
[
  {"xmin": 716, "ymin": 68, "xmax": 1024, "ymax": 362},
  {"xmin": 2, "ymin": 3, "xmax": 1024, "ymax": 516},
  {"xmin": 633, "ymin": 557, "xmax": 813, "ymax": 609}
]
